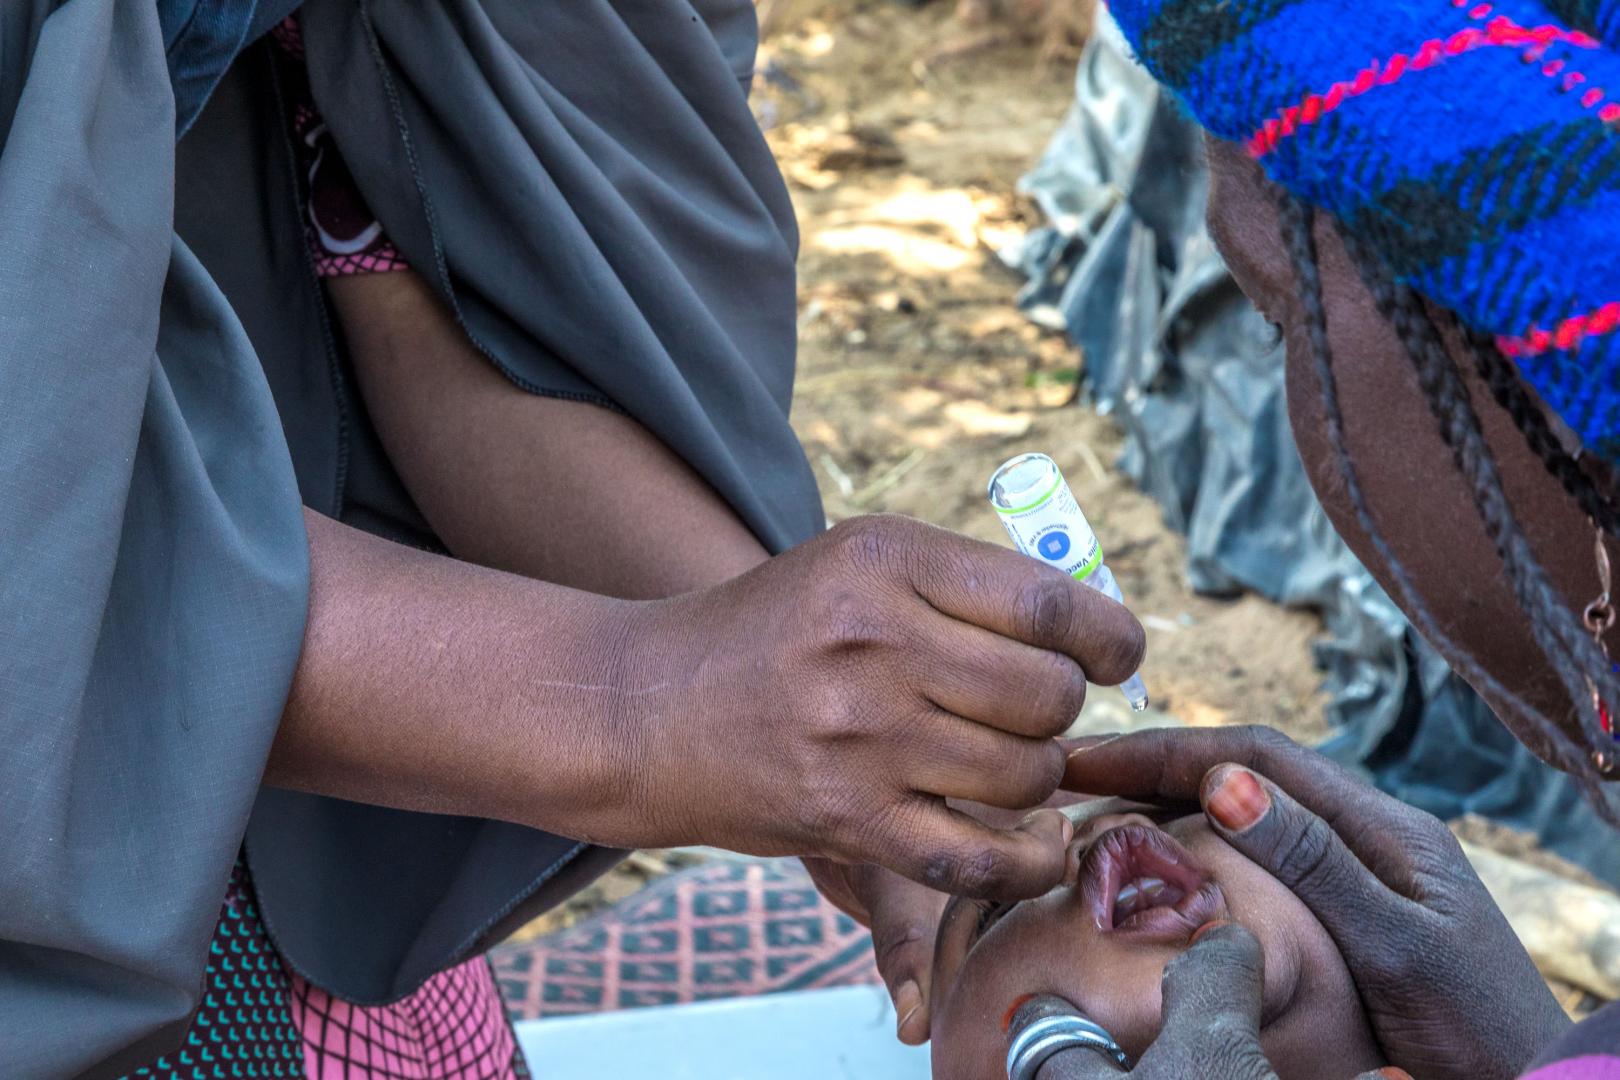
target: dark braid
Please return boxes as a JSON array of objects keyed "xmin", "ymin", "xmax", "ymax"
[
  {"xmin": 1455, "ymin": 322, "xmax": 1620, "ymax": 541},
  {"xmin": 1275, "ymin": 192, "xmax": 1620, "ymax": 822},
  {"xmin": 1341, "ymin": 235, "xmax": 1617, "ymax": 709}
]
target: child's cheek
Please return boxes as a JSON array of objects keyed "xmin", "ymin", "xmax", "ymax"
[
  {"xmin": 961, "ymin": 920, "xmax": 1172, "ymax": 1066},
  {"xmin": 1072, "ymin": 952, "xmax": 1169, "ymax": 1061}
]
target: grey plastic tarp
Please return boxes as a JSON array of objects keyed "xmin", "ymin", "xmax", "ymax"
[{"xmin": 1004, "ymin": 12, "xmax": 1620, "ymax": 886}]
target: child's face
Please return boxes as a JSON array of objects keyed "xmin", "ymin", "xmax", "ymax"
[{"xmin": 929, "ymin": 799, "xmax": 1384, "ymax": 1079}]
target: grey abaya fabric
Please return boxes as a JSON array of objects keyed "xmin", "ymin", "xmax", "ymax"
[
  {"xmin": 9, "ymin": 0, "xmax": 821, "ymax": 1073},
  {"xmin": 176, "ymin": 0, "xmax": 821, "ymax": 1008},
  {"xmin": 295, "ymin": 0, "xmax": 821, "ymax": 550},
  {"xmin": 0, "ymin": 2, "xmax": 308, "ymax": 1076}
]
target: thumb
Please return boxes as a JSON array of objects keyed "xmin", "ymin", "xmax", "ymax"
[
  {"xmin": 1146, "ymin": 921, "xmax": 1276, "ymax": 1080},
  {"xmin": 1200, "ymin": 765, "xmax": 1406, "ymax": 944},
  {"xmin": 862, "ymin": 867, "xmax": 949, "ymax": 1045}
]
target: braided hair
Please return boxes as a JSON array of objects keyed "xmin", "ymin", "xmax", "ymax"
[
  {"xmin": 1276, "ymin": 192, "xmax": 1620, "ymax": 824},
  {"xmin": 1461, "ymin": 327, "xmax": 1620, "ymax": 542}
]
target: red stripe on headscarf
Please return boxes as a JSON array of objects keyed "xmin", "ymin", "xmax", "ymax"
[{"xmin": 1246, "ymin": 16, "xmax": 1601, "ymax": 157}]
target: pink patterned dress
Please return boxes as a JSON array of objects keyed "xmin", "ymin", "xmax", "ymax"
[{"xmin": 121, "ymin": 859, "xmax": 527, "ymax": 1080}]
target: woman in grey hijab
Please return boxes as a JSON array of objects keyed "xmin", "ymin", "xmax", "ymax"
[{"xmin": 2, "ymin": 0, "xmax": 1147, "ymax": 1075}]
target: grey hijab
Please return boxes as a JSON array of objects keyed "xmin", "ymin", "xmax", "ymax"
[
  {"xmin": 0, "ymin": 1, "xmax": 306, "ymax": 1075},
  {"xmin": 4, "ymin": 0, "xmax": 820, "ymax": 1073}
]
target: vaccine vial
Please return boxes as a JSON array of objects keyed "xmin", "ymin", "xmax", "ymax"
[{"xmin": 988, "ymin": 452, "xmax": 1149, "ymax": 711}]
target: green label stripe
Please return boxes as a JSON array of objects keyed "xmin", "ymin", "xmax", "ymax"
[
  {"xmin": 1071, "ymin": 545, "xmax": 1104, "ymax": 581},
  {"xmin": 992, "ymin": 472, "xmax": 1063, "ymax": 516}
]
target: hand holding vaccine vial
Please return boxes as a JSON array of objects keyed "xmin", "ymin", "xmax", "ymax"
[{"xmin": 988, "ymin": 452, "xmax": 1150, "ymax": 711}]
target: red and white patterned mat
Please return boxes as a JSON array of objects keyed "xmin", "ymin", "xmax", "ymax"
[{"xmin": 492, "ymin": 859, "xmax": 881, "ymax": 1021}]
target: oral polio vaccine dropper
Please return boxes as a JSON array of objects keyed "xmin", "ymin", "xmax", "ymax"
[{"xmin": 988, "ymin": 452, "xmax": 1149, "ymax": 711}]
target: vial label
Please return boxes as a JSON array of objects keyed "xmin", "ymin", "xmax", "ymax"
[{"xmin": 994, "ymin": 475, "xmax": 1104, "ymax": 581}]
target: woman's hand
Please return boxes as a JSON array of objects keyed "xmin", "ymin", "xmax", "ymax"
[
  {"xmin": 614, "ymin": 514, "xmax": 1146, "ymax": 900},
  {"xmin": 1063, "ymin": 726, "xmax": 1572, "ymax": 1080},
  {"xmin": 1012, "ymin": 924, "xmax": 1404, "ymax": 1080}
]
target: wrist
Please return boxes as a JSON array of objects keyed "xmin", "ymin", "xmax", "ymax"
[
  {"xmin": 530, "ymin": 592, "xmax": 707, "ymax": 850},
  {"xmin": 593, "ymin": 595, "xmax": 664, "ymax": 844},
  {"xmin": 494, "ymin": 591, "xmax": 657, "ymax": 844}
]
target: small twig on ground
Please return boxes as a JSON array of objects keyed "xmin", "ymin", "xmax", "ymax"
[
  {"xmin": 1073, "ymin": 440, "xmax": 1108, "ymax": 485},
  {"xmin": 853, "ymin": 448, "xmax": 928, "ymax": 507},
  {"xmin": 625, "ymin": 851, "xmax": 672, "ymax": 875},
  {"xmin": 1141, "ymin": 614, "xmax": 1184, "ymax": 634},
  {"xmin": 819, "ymin": 452, "xmax": 856, "ymax": 500}
]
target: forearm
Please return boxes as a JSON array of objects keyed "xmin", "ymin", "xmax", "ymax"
[
  {"xmin": 267, "ymin": 272, "xmax": 772, "ymax": 829},
  {"xmin": 266, "ymin": 508, "xmax": 643, "ymax": 838}
]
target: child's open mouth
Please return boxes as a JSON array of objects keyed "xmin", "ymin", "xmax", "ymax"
[{"xmin": 1077, "ymin": 823, "xmax": 1228, "ymax": 941}]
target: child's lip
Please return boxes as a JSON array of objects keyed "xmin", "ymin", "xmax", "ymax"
[{"xmin": 1076, "ymin": 823, "xmax": 1229, "ymax": 943}]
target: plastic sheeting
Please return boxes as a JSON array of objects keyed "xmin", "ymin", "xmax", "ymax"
[{"xmin": 1004, "ymin": 12, "xmax": 1620, "ymax": 885}]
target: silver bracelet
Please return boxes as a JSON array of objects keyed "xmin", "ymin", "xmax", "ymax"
[{"xmin": 1006, "ymin": 1012, "xmax": 1132, "ymax": 1080}]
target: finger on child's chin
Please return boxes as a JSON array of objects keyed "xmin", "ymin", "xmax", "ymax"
[{"xmin": 1157, "ymin": 921, "xmax": 1268, "ymax": 1063}]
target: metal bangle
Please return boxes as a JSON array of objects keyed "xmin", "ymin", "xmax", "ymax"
[{"xmin": 1006, "ymin": 1013, "xmax": 1131, "ymax": 1080}]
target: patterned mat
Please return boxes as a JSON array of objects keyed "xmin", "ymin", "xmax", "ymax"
[{"xmin": 492, "ymin": 859, "xmax": 881, "ymax": 1021}]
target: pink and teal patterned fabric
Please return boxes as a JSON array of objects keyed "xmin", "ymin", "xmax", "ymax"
[
  {"xmin": 122, "ymin": 859, "xmax": 528, "ymax": 1080},
  {"xmin": 270, "ymin": 17, "xmax": 409, "ymax": 279}
]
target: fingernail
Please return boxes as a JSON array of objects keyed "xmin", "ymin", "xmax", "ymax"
[
  {"xmin": 1001, "ymin": 992, "xmax": 1039, "ymax": 1033},
  {"xmin": 1189, "ymin": 919, "xmax": 1230, "ymax": 945},
  {"xmin": 1205, "ymin": 767, "xmax": 1270, "ymax": 833},
  {"xmin": 1377, "ymin": 1070, "xmax": 1413, "ymax": 1080},
  {"xmin": 1020, "ymin": 810, "xmax": 1073, "ymax": 848},
  {"xmin": 895, "ymin": 980, "xmax": 923, "ymax": 1037}
]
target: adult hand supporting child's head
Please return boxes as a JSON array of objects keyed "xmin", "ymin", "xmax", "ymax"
[
  {"xmin": 1064, "ymin": 726, "xmax": 1571, "ymax": 1080},
  {"xmin": 1007, "ymin": 923, "xmax": 1399, "ymax": 1080}
]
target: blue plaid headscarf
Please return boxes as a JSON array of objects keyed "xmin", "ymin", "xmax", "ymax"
[{"xmin": 1106, "ymin": 0, "xmax": 1620, "ymax": 459}]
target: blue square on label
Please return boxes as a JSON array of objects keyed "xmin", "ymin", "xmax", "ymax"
[{"xmin": 1039, "ymin": 530, "xmax": 1071, "ymax": 560}]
